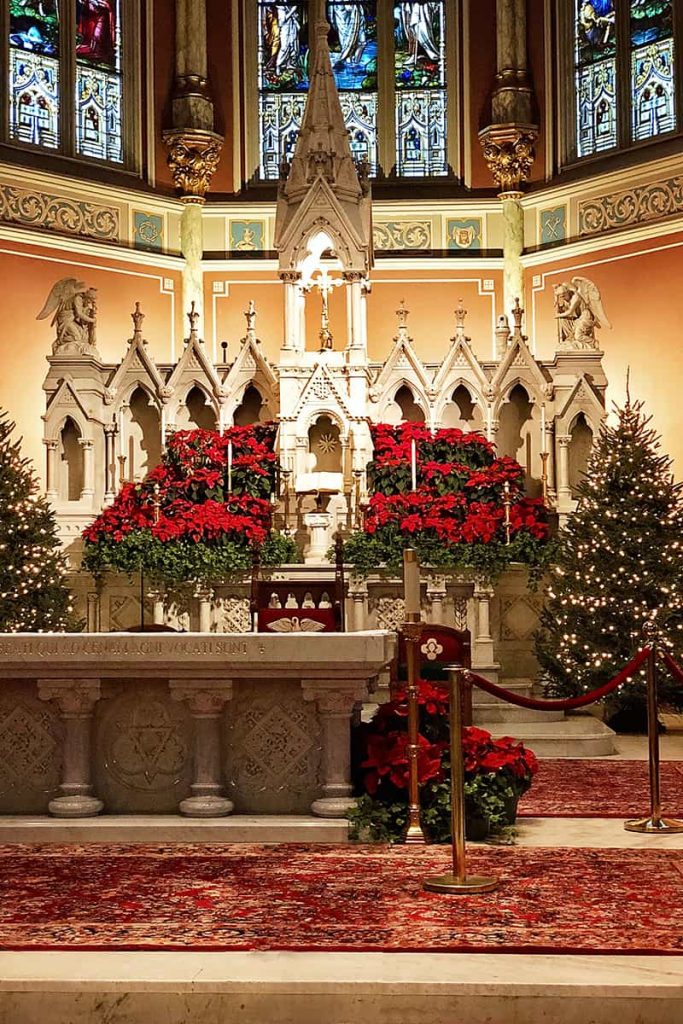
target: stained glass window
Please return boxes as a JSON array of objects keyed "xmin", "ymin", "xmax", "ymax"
[
  {"xmin": 574, "ymin": 0, "xmax": 618, "ymax": 157},
  {"xmin": 394, "ymin": 2, "xmax": 447, "ymax": 176},
  {"xmin": 572, "ymin": 1, "xmax": 679, "ymax": 159},
  {"xmin": 6, "ymin": 1, "xmax": 127, "ymax": 164},
  {"xmin": 9, "ymin": 0, "xmax": 60, "ymax": 149},
  {"xmin": 258, "ymin": 2, "xmax": 311, "ymax": 179},
  {"xmin": 329, "ymin": 2, "xmax": 378, "ymax": 172},
  {"xmin": 76, "ymin": 0, "xmax": 124, "ymax": 162},
  {"xmin": 630, "ymin": 0, "xmax": 676, "ymax": 141}
]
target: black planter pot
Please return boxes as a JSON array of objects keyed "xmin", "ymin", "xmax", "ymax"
[{"xmin": 465, "ymin": 813, "xmax": 490, "ymax": 841}]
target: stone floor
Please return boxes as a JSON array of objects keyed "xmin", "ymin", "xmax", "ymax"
[{"xmin": 0, "ymin": 724, "xmax": 681, "ymax": 1024}]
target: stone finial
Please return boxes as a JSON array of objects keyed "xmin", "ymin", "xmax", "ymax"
[
  {"xmin": 245, "ymin": 300, "xmax": 257, "ymax": 341},
  {"xmin": 454, "ymin": 299, "xmax": 467, "ymax": 337},
  {"xmin": 511, "ymin": 298, "xmax": 526, "ymax": 340},
  {"xmin": 187, "ymin": 301, "xmax": 200, "ymax": 341},
  {"xmin": 131, "ymin": 302, "xmax": 145, "ymax": 342},
  {"xmin": 495, "ymin": 314, "xmax": 512, "ymax": 360}
]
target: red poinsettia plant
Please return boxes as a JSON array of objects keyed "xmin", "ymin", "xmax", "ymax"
[
  {"xmin": 343, "ymin": 422, "xmax": 550, "ymax": 581},
  {"xmin": 82, "ymin": 425, "xmax": 296, "ymax": 583},
  {"xmin": 349, "ymin": 680, "xmax": 539, "ymax": 843}
]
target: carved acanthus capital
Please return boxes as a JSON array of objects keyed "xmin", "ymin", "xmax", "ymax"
[
  {"xmin": 557, "ymin": 434, "xmax": 572, "ymax": 449},
  {"xmin": 478, "ymin": 124, "xmax": 538, "ymax": 195},
  {"xmin": 162, "ymin": 128, "xmax": 224, "ymax": 203},
  {"xmin": 38, "ymin": 678, "xmax": 101, "ymax": 718},
  {"xmin": 301, "ymin": 681, "xmax": 368, "ymax": 715},
  {"xmin": 169, "ymin": 679, "xmax": 233, "ymax": 717}
]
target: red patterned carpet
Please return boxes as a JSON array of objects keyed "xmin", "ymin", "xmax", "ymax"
[
  {"xmin": 519, "ymin": 759, "xmax": 683, "ymax": 818},
  {"xmin": 0, "ymin": 843, "xmax": 681, "ymax": 955}
]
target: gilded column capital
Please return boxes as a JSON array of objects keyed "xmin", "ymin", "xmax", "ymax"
[
  {"xmin": 477, "ymin": 123, "xmax": 538, "ymax": 196},
  {"xmin": 162, "ymin": 127, "xmax": 224, "ymax": 203}
]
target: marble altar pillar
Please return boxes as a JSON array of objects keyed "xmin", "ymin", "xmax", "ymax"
[
  {"xmin": 79, "ymin": 438, "xmax": 95, "ymax": 501},
  {"xmin": 557, "ymin": 434, "xmax": 572, "ymax": 503},
  {"xmin": 44, "ymin": 438, "xmax": 59, "ymax": 503},
  {"xmin": 37, "ymin": 678, "xmax": 103, "ymax": 818},
  {"xmin": 302, "ymin": 682, "xmax": 368, "ymax": 817},
  {"xmin": 170, "ymin": 680, "xmax": 234, "ymax": 817}
]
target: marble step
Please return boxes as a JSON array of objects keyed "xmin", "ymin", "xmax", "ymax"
[
  {"xmin": 0, "ymin": 815, "xmax": 349, "ymax": 845},
  {"xmin": 473, "ymin": 678, "xmax": 533, "ymax": 705},
  {"xmin": 471, "ymin": 715, "xmax": 617, "ymax": 758},
  {"xmin": 473, "ymin": 703, "xmax": 566, "ymax": 725}
]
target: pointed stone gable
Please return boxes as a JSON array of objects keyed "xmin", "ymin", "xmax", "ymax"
[
  {"xmin": 491, "ymin": 337, "xmax": 549, "ymax": 399},
  {"xmin": 556, "ymin": 375, "xmax": 605, "ymax": 429},
  {"xmin": 292, "ymin": 363, "xmax": 352, "ymax": 420},
  {"xmin": 166, "ymin": 337, "xmax": 222, "ymax": 398},
  {"xmin": 433, "ymin": 337, "xmax": 490, "ymax": 395},
  {"xmin": 108, "ymin": 336, "xmax": 165, "ymax": 401},
  {"xmin": 371, "ymin": 337, "xmax": 432, "ymax": 403},
  {"xmin": 274, "ymin": 16, "xmax": 372, "ymax": 275}
]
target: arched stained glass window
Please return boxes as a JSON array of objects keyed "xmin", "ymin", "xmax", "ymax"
[
  {"xmin": 394, "ymin": 1, "xmax": 447, "ymax": 176},
  {"xmin": 76, "ymin": 0, "xmax": 124, "ymax": 161},
  {"xmin": 255, "ymin": 1, "xmax": 452, "ymax": 180},
  {"xmin": 5, "ymin": 1, "xmax": 129, "ymax": 166},
  {"xmin": 258, "ymin": 2, "xmax": 310, "ymax": 181},
  {"xmin": 630, "ymin": 0, "xmax": 676, "ymax": 141},
  {"xmin": 571, "ymin": 1, "xmax": 679, "ymax": 160},
  {"xmin": 9, "ymin": 0, "xmax": 61, "ymax": 148}
]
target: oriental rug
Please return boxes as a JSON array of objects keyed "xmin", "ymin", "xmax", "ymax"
[
  {"xmin": 518, "ymin": 759, "xmax": 683, "ymax": 818},
  {"xmin": 0, "ymin": 843, "xmax": 682, "ymax": 955}
]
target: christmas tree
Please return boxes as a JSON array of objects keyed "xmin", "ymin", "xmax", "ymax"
[
  {"xmin": 536, "ymin": 396, "xmax": 683, "ymax": 729},
  {"xmin": 0, "ymin": 411, "xmax": 74, "ymax": 632}
]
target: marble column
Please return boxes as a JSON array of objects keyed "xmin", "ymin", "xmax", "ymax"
[
  {"xmin": 501, "ymin": 194, "xmax": 524, "ymax": 317},
  {"xmin": 557, "ymin": 434, "xmax": 572, "ymax": 502},
  {"xmin": 44, "ymin": 438, "xmax": 59, "ymax": 502},
  {"xmin": 302, "ymin": 682, "xmax": 368, "ymax": 817},
  {"xmin": 281, "ymin": 272, "xmax": 304, "ymax": 351},
  {"xmin": 103, "ymin": 424, "xmax": 116, "ymax": 502},
  {"xmin": 170, "ymin": 680, "xmax": 233, "ymax": 817},
  {"xmin": 345, "ymin": 273, "xmax": 365, "ymax": 352},
  {"xmin": 472, "ymin": 586, "xmax": 499, "ymax": 680},
  {"xmin": 348, "ymin": 579, "xmax": 369, "ymax": 631},
  {"xmin": 163, "ymin": 0, "xmax": 223, "ymax": 320},
  {"xmin": 37, "ymin": 679, "xmax": 103, "ymax": 818},
  {"xmin": 427, "ymin": 576, "xmax": 447, "ymax": 624},
  {"xmin": 79, "ymin": 438, "xmax": 95, "ymax": 501},
  {"xmin": 545, "ymin": 422, "xmax": 556, "ymax": 499},
  {"xmin": 195, "ymin": 587, "xmax": 213, "ymax": 632}
]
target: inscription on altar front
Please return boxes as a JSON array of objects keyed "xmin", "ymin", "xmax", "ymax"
[{"xmin": 0, "ymin": 637, "xmax": 263, "ymax": 659}]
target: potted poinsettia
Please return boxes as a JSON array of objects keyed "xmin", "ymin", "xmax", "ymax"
[{"xmin": 349, "ymin": 680, "xmax": 538, "ymax": 843}]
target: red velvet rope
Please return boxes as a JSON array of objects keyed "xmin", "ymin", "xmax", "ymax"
[
  {"xmin": 465, "ymin": 647, "xmax": 651, "ymax": 712},
  {"xmin": 660, "ymin": 650, "xmax": 683, "ymax": 687}
]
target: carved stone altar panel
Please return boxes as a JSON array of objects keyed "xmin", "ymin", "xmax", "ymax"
[
  {"xmin": 93, "ymin": 682, "xmax": 192, "ymax": 812},
  {"xmin": 0, "ymin": 681, "xmax": 63, "ymax": 813},
  {"xmin": 217, "ymin": 597, "xmax": 251, "ymax": 633},
  {"xmin": 224, "ymin": 680, "xmax": 322, "ymax": 814},
  {"xmin": 373, "ymin": 596, "xmax": 406, "ymax": 632}
]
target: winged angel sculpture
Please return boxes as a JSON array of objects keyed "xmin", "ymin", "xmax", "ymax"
[
  {"xmin": 267, "ymin": 617, "xmax": 326, "ymax": 633},
  {"xmin": 553, "ymin": 276, "xmax": 611, "ymax": 350},
  {"xmin": 36, "ymin": 278, "xmax": 100, "ymax": 357}
]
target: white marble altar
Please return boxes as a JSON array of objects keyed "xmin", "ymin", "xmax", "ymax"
[{"xmin": 0, "ymin": 631, "xmax": 395, "ymax": 820}]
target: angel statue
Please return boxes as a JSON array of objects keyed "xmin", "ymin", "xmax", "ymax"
[
  {"xmin": 553, "ymin": 277, "xmax": 611, "ymax": 350},
  {"xmin": 36, "ymin": 278, "xmax": 100, "ymax": 356}
]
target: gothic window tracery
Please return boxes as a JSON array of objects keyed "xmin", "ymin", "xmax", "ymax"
[
  {"xmin": 5, "ymin": 1, "xmax": 128, "ymax": 165},
  {"xmin": 255, "ymin": 1, "xmax": 453, "ymax": 180},
  {"xmin": 571, "ymin": 0, "xmax": 679, "ymax": 160}
]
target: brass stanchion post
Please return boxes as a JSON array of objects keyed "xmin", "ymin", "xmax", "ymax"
[
  {"xmin": 424, "ymin": 666, "xmax": 499, "ymax": 893},
  {"xmin": 403, "ymin": 548, "xmax": 426, "ymax": 845},
  {"xmin": 625, "ymin": 617, "xmax": 683, "ymax": 834}
]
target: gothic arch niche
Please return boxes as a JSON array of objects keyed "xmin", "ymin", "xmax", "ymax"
[
  {"xmin": 568, "ymin": 413, "xmax": 593, "ymax": 497},
  {"xmin": 234, "ymin": 385, "xmax": 265, "ymax": 426},
  {"xmin": 185, "ymin": 386, "xmax": 217, "ymax": 431},
  {"xmin": 498, "ymin": 384, "xmax": 540, "ymax": 495},
  {"xmin": 128, "ymin": 387, "xmax": 161, "ymax": 481},
  {"xmin": 308, "ymin": 415, "xmax": 342, "ymax": 474},
  {"xmin": 442, "ymin": 385, "xmax": 483, "ymax": 432},
  {"xmin": 60, "ymin": 417, "xmax": 84, "ymax": 502},
  {"xmin": 386, "ymin": 384, "xmax": 426, "ymax": 424}
]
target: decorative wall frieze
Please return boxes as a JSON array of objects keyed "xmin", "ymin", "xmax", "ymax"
[
  {"xmin": 0, "ymin": 183, "xmax": 119, "ymax": 241},
  {"xmin": 373, "ymin": 220, "xmax": 432, "ymax": 251},
  {"xmin": 478, "ymin": 124, "xmax": 538, "ymax": 195},
  {"xmin": 162, "ymin": 128, "xmax": 224, "ymax": 203},
  {"xmin": 578, "ymin": 174, "xmax": 683, "ymax": 237}
]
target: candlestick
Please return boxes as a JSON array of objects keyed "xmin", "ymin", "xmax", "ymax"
[
  {"xmin": 118, "ymin": 408, "xmax": 125, "ymax": 459},
  {"xmin": 227, "ymin": 440, "xmax": 233, "ymax": 493},
  {"xmin": 503, "ymin": 481, "xmax": 511, "ymax": 546},
  {"xmin": 403, "ymin": 547, "xmax": 421, "ymax": 618},
  {"xmin": 410, "ymin": 438, "xmax": 417, "ymax": 491}
]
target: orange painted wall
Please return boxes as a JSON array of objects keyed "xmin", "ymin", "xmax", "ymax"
[
  {"xmin": 529, "ymin": 234, "xmax": 683, "ymax": 468},
  {"xmin": 0, "ymin": 243, "xmax": 182, "ymax": 479}
]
